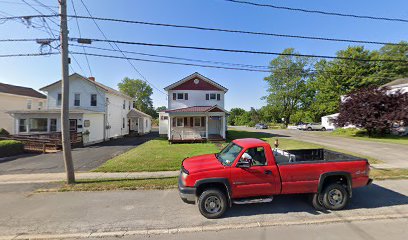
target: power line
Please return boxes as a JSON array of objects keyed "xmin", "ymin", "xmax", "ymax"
[
  {"xmin": 70, "ymin": 0, "xmax": 92, "ymax": 76},
  {"xmin": 32, "ymin": 0, "xmax": 59, "ymax": 14},
  {"xmin": 69, "ymin": 15, "xmax": 406, "ymax": 46},
  {"xmin": 21, "ymin": 0, "xmax": 60, "ymax": 28},
  {"xmin": 69, "ymin": 43, "xmax": 270, "ymax": 69},
  {"xmin": 71, "ymin": 38, "xmax": 408, "ymax": 63},
  {"xmin": 78, "ymin": 0, "xmax": 168, "ymax": 96},
  {"xmin": 0, "ymin": 52, "xmax": 58, "ymax": 57},
  {"xmin": 71, "ymin": 51, "xmax": 270, "ymax": 72},
  {"xmin": 0, "ymin": 0, "xmax": 58, "ymax": 8},
  {"xmin": 224, "ymin": 0, "xmax": 408, "ymax": 23}
]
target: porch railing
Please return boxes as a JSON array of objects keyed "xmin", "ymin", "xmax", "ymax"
[
  {"xmin": 0, "ymin": 132, "xmax": 83, "ymax": 153},
  {"xmin": 170, "ymin": 130, "xmax": 206, "ymax": 141}
]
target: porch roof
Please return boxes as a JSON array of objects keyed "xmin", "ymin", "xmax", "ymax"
[
  {"xmin": 127, "ymin": 108, "xmax": 152, "ymax": 118},
  {"xmin": 165, "ymin": 105, "xmax": 228, "ymax": 114}
]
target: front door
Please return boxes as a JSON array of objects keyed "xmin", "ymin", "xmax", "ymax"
[
  {"xmin": 230, "ymin": 146, "xmax": 280, "ymax": 198},
  {"xmin": 208, "ymin": 117, "xmax": 221, "ymax": 135}
]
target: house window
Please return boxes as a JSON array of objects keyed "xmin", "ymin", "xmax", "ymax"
[
  {"xmin": 74, "ymin": 93, "xmax": 80, "ymax": 106},
  {"xmin": 184, "ymin": 93, "xmax": 188, "ymax": 100},
  {"xmin": 145, "ymin": 119, "xmax": 148, "ymax": 128},
  {"xmin": 194, "ymin": 117, "xmax": 201, "ymax": 127},
  {"xmin": 201, "ymin": 117, "xmax": 206, "ymax": 127},
  {"xmin": 122, "ymin": 118, "xmax": 125, "ymax": 129},
  {"xmin": 173, "ymin": 93, "xmax": 176, "ymax": 100},
  {"xmin": 29, "ymin": 118, "xmax": 48, "ymax": 132},
  {"xmin": 69, "ymin": 119, "xmax": 77, "ymax": 131},
  {"xmin": 210, "ymin": 93, "xmax": 216, "ymax": 100},
  {"xmin": 160, "ymin": 116, "xmax": 168, "ymax": 120},
  {"xmin": 177, "ymin": 117, "xmax": 183, "ymax": 127},
  {"xmin": 27, "ymin": 100, "xmax": 32, "ymax": 109},
  {"xmin": 38, "ymin": 101, "xmax": 43, "ymax": 109},
  {"xmin": 50, "ymin": 119, "xmax": 57, "ymax": 132},
  {"xmin": 57, "ymin": 93, "xmax": 62, "ymax": 106},
  {"xmin": 206, "ymin": 94, "xmax": 209, "ymax": 100},
  {"xmin": 217, "ymin": 94, "xmax": 221, "ymax": 101},
  {"xmin": 123, "ymin": 100, "xmax": 126, "ymax": 109},
  {"xmin": 90, "ymin": 94, "xmax": 97, "ymax": 106},
  {"xmin": 84, "ymin": 120, "xmax": 90, "ymax": 127},
  {"xmin": 177, "ymin": 93, "xmax": 184, "ymax": 100},
  {"xmin": 129, "ymin": 101, "xmax": 131, "ymax": 110},
  {"xmin": 19, "ymin": 119, "xmax": 27, "ymax": 132}
]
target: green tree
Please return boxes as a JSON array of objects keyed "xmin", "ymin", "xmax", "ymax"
[
  {"xmin": 156, "ymin": 106, "xmax": 167, "ymax": 112},
  {"xmin": 118, "ymin": 77, "xmax": 156, "ymax": 117},
  {"xmin": 264, "ymin": 48, "xmax": 311, "ymax": 126},
  {"xmin": 228, "ymin": 108, "xmax": 246, "ymax": 126}
]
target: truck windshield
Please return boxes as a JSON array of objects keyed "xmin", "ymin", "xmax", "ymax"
[{"xmin": 216, "ymin": 142, "xmax": 243, "ymax": 166}]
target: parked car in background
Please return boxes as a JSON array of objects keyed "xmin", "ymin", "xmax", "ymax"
[
  {"xmin": 299, "ymin": 123, "xmax": 326, "ymax": 131},
  {"xmin": 297, "ymin": 123, "xmax": 309, "ymax": 130},
  {"xmin": 255, "ymin": 123, "xmax": 268, "ymax": 129}
]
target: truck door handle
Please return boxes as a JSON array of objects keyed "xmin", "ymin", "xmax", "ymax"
[{"xmin": 264, "ymin": 170, "xmax": 272, "ymax": 175}]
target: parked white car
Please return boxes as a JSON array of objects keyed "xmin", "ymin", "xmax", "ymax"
[{"xmin": 301, "ymin": 123, "xmax": 326, "ymax": 131}]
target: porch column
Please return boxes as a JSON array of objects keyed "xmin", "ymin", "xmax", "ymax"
[
  {"xmin": 168, "ymin": 116, "xmax": 172, "ymax": 140},
  {"xmin": 221, "ymin": 115, "xmax": 226, "ymax": 139},
  {"xmin": 205, "ymin": 115, "xmax": 208, "ymax": 139}
]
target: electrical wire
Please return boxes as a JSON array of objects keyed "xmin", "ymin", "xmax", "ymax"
[{"xmin": 224, "ymin": 0, "xmax": 408, "ymax": 23}]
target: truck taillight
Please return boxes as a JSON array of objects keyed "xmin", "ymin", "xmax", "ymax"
[{"xmin": 366, "ymin": 162, "xmax": 371, "ymax": 176}]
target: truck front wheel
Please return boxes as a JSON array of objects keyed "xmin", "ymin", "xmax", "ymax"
[
  {"xmin": 322, "ymin": 183, "xmax": 349, "ymax": 210},
  {"xmin": 198, "ymin": 189, "xmax": 227, "ymax": 219}
]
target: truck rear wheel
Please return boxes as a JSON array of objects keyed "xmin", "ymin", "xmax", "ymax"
[
  {"xmin": 198, "ymin": 189, "xmax": 227, "ymax": 219},
  {"xmin": 322, "ymin": 183, "xmax": 349, "ymax": 210}
]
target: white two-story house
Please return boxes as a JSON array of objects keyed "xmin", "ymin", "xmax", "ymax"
[
  {"xmin": 8, "ymin": 73, "xmax": 151, "ymax": 145},
  {"xmin": 159, "ymin": 72, "xmax": 228, "ymax": 142}
]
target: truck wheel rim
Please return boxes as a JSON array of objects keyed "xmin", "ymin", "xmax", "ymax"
[
  {"xmin": 328, "ymin": 189, "xmax": 343, "ymax": 206},
  {"xmin": 204, "ymin": 196, "xmax": 221, "ymax": 213}
]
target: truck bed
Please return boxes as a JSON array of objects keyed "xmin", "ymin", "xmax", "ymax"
[{"xmin": 273, "ymin": 148, "xmax": 365, "ymax": 165}]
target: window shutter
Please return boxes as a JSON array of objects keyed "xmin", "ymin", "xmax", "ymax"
[
  {"xmin": 172, "ymin": 118, "xmax": 176, "ymax": 127},
  {"xmin": 206, "ymin": 94, "xmax": 209, "ymax": 100},
  {"xmin": 201, "ymin": 117, "xmax": 206, "ymax": 127},
  {"xmin": 173, "ymin": 93, "xmax": 176, "ymax": 100},
  {"xmin": 217, "ymin": 94, "xmax": 220, "ymax": 101},
  {"xmin": 185, "ymin": 93, "xmax": 188, "ymax": 100}
]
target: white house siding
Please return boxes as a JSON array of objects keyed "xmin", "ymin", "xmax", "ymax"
[
  {"xmin": 0, "ymin": 93, "xmax": 46, "ymax": 133},
  {"xmin": 82, "ymin": 113, "xmax": 104, "ymax": 145},
  {"xmin": 44, "ymin": 76, "xmax": 106, "ymax": 112},
  {"xmin": 167, "ymin": 90, "xmax": 225, "ymax": 110},
  {"xmin": 159, "ymin": 112, "xmax": 169, "ymax": 135},
  {"xmin": 105, "ymin": 92, "xmax": 130, "ymax": 139}
]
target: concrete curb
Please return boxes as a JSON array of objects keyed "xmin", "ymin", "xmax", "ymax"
[
  {"xmin": 3, "ymin": 212, "xmax": 408, "ymax": 239},
  {"xmin": 0, "ymin": 171, "xmax": 180, "ymax": 185}
]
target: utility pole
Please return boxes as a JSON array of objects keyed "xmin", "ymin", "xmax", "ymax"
[{"xmin": 60, "ymin": 0, "xmax": 75, "ymax": 184}]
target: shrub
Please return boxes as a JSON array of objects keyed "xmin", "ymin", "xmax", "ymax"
[
  {"xmin": 0, "ymin": 140, "xmax": 24, "ymax": 158},
  {"xmin": 0, "ymin": 128, "xmax": 9, "ymax": 136}
]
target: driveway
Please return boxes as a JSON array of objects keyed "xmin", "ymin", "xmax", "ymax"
[
  {"xmin": 0, "ymin": 180, "xmax": 407, "ymax": 237},
  {"xmin": 0, "ymin": 131, "xmax": 158, "ymax": 175},
  {"xmin": 232, "ymin": 127, "xmax": 408, "ymax": 168}
]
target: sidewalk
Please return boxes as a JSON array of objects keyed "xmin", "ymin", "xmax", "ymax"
[{"xmin": 0, "ymin": 171, "xmax": 179, "ymax": 184}]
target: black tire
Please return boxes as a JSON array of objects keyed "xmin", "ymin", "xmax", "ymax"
[
  {"xmin": 321, "ymin": 127, "xmax": 326, "ymax": 131},
  {"xmin": 198, "ymin": 189, "xmax": 227, "ymax": 219},
  {"xmin": 322, "ymin": 183, "xmax": 349, "ymax": 210},
  {"xmin": 311, "ymin": 193, "xmax": 326, "ymax": 211},
  {"xmin": 307, "ymin": 127, "xmax": 312, "ymax": 131}
]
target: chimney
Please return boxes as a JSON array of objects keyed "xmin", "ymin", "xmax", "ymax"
[{"xmin": 88, "ymin": 77, "xmax": 95, "ymax": 81}]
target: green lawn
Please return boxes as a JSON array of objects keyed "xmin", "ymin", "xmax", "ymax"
[
  {"xmin": 53, "ymin": 177, "xmax": 178, "ymax": 192},
  {"xmin": 320, "ymin": 128, "xmax": 408, "ymax": 145},
  {"xmin": 96, "ymin": 130, "xmax": 340, "ymax": 173}
]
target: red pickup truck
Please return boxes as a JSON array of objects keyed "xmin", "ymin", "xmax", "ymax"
[{"xmin": 178, "ymin": 138, "xmax": 372, "ymax": 218}]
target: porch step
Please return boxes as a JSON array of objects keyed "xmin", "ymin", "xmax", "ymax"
[{"xmin": 233, "ymin": 196, "xmax": 273, "ymax": 205}]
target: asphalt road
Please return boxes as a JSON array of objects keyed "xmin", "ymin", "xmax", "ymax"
[
  {"xmin": 232, "ymin": 126, "xmax": 408, "ymax": 168},
  {"xmin": 0, "ymin": 180, "xmax": 407, "ymax": 237},
  {"xmin": 0, "ymin": 131, "xmax": 158, "ymax": 175}
]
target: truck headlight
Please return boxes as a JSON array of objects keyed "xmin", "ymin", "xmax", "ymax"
[{"xmin": 181, "ymin": 171, "xmax": 188, "ymax": 185}]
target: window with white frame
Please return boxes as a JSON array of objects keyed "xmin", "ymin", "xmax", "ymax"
[
  {"xmin": 19, "ymin": 119, "xmax": 27, "ymax": 132},
  {"xmin": 38, "ymin": 101, "xmax": 43, "ymax": 109},
  {"xmin": 27, "ymin": 99, "xmax": 32, "ymax": 109},
  {"xmin": 50, "ymin": 119, "xmax": 57, "ymax": 132},
  {"xmin": 90, "ymin": 94, "xmax": 97, "ymax": 106},
  {"xmin": 194, "ymin": 117, "xmax": 201, "ymax": 127},
  {"xmin": 57, "ymin": 93, "xmax": 62, "ymax": 106},
  {"xmin": 176, "ymin": 117, "xmax": 183, "ymax": 127},
  {"xmin": 29, "ymin": 118, "xmax": 48, "ymax": 132},
  {"xmin": 123, "ymin": 100, "xmax": 126, "ymax": 109},
  {"xmin": 74, "ymin": 93, "xmax": 80, "ymax": 106}
]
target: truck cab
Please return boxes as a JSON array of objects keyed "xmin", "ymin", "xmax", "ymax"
[{"xmin": 179, "ymin": 138, "xmax": 372, "ymax": 219}]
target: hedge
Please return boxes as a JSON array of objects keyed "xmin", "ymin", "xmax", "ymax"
[{"xmin": 0, "ymin": 140, "xmax": 24, "ymax": 158}]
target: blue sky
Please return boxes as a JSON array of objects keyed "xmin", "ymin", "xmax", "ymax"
[{"xmin": 0, "ymin": 0, "xmax": 407, "ymax": 110}]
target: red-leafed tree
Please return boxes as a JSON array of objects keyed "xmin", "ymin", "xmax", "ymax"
[{"xmin": 336, "ymin": 87, "xmax": 408, "ymax": 136}]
